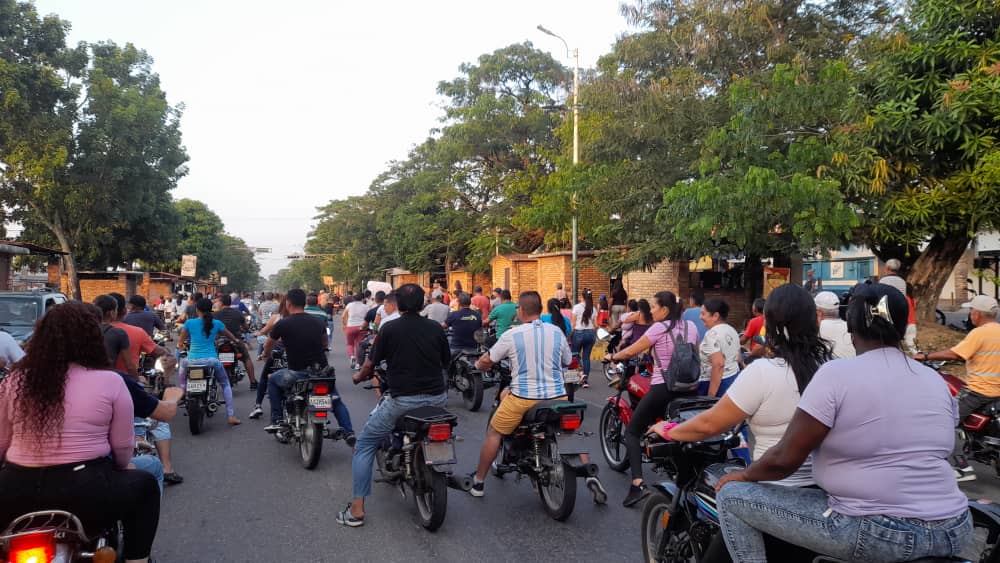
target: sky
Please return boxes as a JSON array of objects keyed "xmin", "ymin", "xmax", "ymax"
[{"xmin": 33, "ymin": 0, "xmax": 631, "ymax": 276}]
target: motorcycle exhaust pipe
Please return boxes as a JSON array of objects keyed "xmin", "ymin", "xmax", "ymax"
[
  {"xmin": 206, "ymin": 402, "xmax": 219, "ymax": 414},
  {"xmin": 561, "ymin": 455, "xmax": 599, "ymax": 478},
  {"xmin": 446, "ymin": 474, "xmax": 473, "ymax": 492}
]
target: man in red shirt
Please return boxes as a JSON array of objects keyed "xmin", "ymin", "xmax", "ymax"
[
  {"xmin": 471, "ymin": 286, "xmax": 492, "ymax": 317},
  {"xmin": 741, "ymin": 298, "xmax": 767, "ymax": 359}
]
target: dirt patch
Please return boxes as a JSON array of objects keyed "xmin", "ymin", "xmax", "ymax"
[{"xmin": 917, "ymin": 321, "xmax": 967, "ymax": 378}]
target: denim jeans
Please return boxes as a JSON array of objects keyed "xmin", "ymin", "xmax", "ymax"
[
  {"xmin": 131, "ymin": 454, "xmax": 164, "ymax": 495},
  {"xmin": 351, "ymin": 392, "xmax": 448, "ymax": 498},
  {"xmin": 179, "ymin": 357, "xmax": 234, "ymax": 417},
  {"xmin": 268, "ymin": 368, "xmax": 353, "ymax": 433},
  {"xmin": 716, "ymin": 482, "xmax": 973, "ymax": 563},
  {"xmin": 571, "ymin": 329, "xmax": 597, "ymax": 376}
]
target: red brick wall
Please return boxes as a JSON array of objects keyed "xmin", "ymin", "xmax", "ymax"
[
  {"xmin": 491, "ymin": 256, "xmax": 513, "ymax": 292},
  {"xmin": 623, "ymin": 259, "xmax": 690, "ymax": 301},
  {"xmin": 702, "ymin": 289, "xmax": 751, "ymax": 331},
  {"xmin": 145, "ymin": 281, "xmax": 173, "ymax": 302},
  {"xmin": 63, "ymin": 274, "xmax": 130, "ymax": 304},
  {"xmin": 577, "ymin": 259, "xmax": 611, "ymax": 297},
  {"xmin": 537, "ymin": 256, "xmax": 570, "ymax": 301},
  {"xmin": 513, "ymin": 260, "xmax": 537, "ymax": 297}
]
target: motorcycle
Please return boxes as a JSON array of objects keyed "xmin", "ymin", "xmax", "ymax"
[
  {"xmin": 365, "ymin": 371, "xmax": 471, "ymax": 531},
  {"xmin": 182, "ymin": 353, "xmax": 224, "ymax": 435},
  {"xmin": 1, "ymin": 511, "xmax": 123, "ymax": 563},
  {"xmin": 599, "ymin": 356, "xmax": 655, "ymax": 472},
  {"xmin": 216, "ymin": 338, "xmax": 246, "ymax": 388},
  {"xmin": 639, "ymin": 397, "xmax": 999, "ymax": 563},
  {"xmin": 488, "ymin": 371, "xmax": 599, "ymax": 521},
  {"xmin": 269, "ymin": 364, "xmax": 344, "ymax": 470},
  {"xmin": 139, "ymin": 354, "xmax": 167, "ymax": 399},
  {"xmin": 934, "ymin": 361, "xmax": 1000, "ymax": 476},
  {"xmin": 447, "ymin": 348, "xmax": 485, "ymax": 412}
]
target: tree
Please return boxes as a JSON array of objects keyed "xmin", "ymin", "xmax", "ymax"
[
  {"xmin": 217, "ymin": 233, "xmax": 260, "ymax": 292},
  {"xmin": 171, "ymin": 199, "xmax": 225, "ymax": 279}
]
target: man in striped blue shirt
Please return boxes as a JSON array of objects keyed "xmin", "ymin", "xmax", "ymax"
[{"xmin": 470, "ymin": 291, "xmax": 570, "ymax": 497}]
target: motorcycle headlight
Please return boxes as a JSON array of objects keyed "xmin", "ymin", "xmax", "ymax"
[{"xmin": 154, "ymin": 358, "xmax": 165, "ymax": 372}]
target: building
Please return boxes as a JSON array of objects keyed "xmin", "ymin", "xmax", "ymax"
[
  {"xmin": 490, "ymin": 251, "xmax": 611, "ymax": 302},
  {"xmin": 0, "ymin": 240, "xmax": 66, "ymax": 291}
]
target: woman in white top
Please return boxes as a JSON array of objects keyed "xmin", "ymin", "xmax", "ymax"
[
  {"xmin": 698, "ymin": 298, "xmax": 742, "ymax": 397},
  {"xmin": 342, "ymin": 294, "xmax": 369, "ymax": 369},
  {"xmin": 570, "ymin": 289, "xmax": 598, "ymax": 387}
]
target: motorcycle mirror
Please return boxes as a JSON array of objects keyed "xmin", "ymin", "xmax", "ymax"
[{"xmin": 596, "ymin": 328, "xmax": 610, "ymax": 342}]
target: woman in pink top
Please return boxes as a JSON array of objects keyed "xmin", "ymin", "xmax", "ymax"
[
  {"xmin": 603, "ymin": 291, "xmax": 700, "ymax": 508},
  {"xmin": 0, "ymin": 302, "xmax": 160, "ymax": 563}
]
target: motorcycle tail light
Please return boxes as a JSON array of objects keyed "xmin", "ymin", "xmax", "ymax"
[
  {"xmin": 313, "ymin": 382, "xmax": 330, "ymax": 395},
  {"xmin": 964, "ymin": 413, "xmax": 991, "ymax": 432},
  {"xmin": 427, "ymin": 423, "xmax": 452, "ymax": 441},
  {"xmin": 92, "ymin": 546, "xmax": 116, "ymax": 563},
  {"xmin": 568, "ymin": 357, "xmax": 581, "ymax": 370},
  {"xmin": 8, "ymin": 531, "xmax": 55, "ymax": 563},
  {"xmin": 560, "ymin": 414, "xmax": 582, "ymax": 431},
  {"xmin": 313, "ymin": 411, "xmax": 328, "ymax": 418}
]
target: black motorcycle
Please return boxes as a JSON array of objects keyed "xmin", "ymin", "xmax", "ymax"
[
  {"xmin": 488, "ymin": 372, "xmax": 598, "ymax": 521},
  {"xmin": 183, "ymin": 353, "xmax": 224, "ymax": 435},
  {"xmin": 270, "ymin": 364, "xmax": 344, "ymax": 470},
  {"xmin": 366, "ymin": 371, "xmax": 470, "ymax": 531},
  {"xmin": 447, "ymin": 347, "xmax": 485, "ymax": 411},
  {"xmin": 640, "ymin": 397, "xmax": 1000, "ymax": 563},
  {"xmin": 1, "ymin": 511, "xmax": 123, "ymax": 563}
]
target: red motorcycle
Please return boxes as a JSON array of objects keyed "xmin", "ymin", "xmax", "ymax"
[
  {"xmin": 216, "ymin": 338, "xmax": 246, "ymax": 388},
  {"xmin": 933, "ymin": 361, "xmax": 1000, "ymax": 476},
  {"xmin": 599, "ymin": 355, "xmax": 654, "ymax": 472}
]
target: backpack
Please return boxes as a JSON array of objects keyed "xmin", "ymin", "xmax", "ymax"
[{"xmin": 652, "ymin": 321, "xmax": 700, "ymax": 392}]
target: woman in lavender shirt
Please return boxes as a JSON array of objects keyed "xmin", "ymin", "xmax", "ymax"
[{"xmin": 714, "ymin": 284, "xmax": 972, "ymax": 562}]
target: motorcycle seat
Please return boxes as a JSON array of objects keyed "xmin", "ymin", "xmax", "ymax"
[
  {"xmin": 394, "ymin": 406, "xmax": 457, "ymax": 432},
  {"xmin": 521, "ymin": 400, "xmax": 587, "ymax": 424}
]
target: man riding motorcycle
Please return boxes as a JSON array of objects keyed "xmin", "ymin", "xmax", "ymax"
[
  {"xmin": 341, "ymin": 283, "xmax": 450, "ymax": 528},
  {"xmin": 916, "ymin": 294, "xmax": 1000, "ymax": 481},
  {"xmin": 262, "ymin": 289, "xmax": 354, "ymax": 442},
  {"xmin": 215, "ymin": 294, "xmax": 259, "ymax": 390}
]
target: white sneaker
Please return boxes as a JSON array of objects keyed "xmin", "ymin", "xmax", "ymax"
[{"xmin": 955, "ymin": 468, "xmax": 977, "ymax": 482}]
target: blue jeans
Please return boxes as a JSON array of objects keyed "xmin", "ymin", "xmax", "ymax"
[
  {"xmin": 351, "ymin": 392, "xmax": 448, "ymax": 498},
  {"xmin": 697, "ymin": 372, "xmax": 739, "ymax": 397},
  {"xmin": 717, "ymin": 482, "xmax": 973, "ymax": 563},
  {"xmin": 571, "ymin": 329, "xmax": 597, "ymax": 376},
  {"xmin": 268, "ymin": 368, "xmax": 353, "ymax": 433},
  {"xmin": 179, "ymin": 357, "xmax": 234, "ymax": 417},
  {"xmin": 131, "ymin": 454, "xmax": 164, "ymax": 495}
]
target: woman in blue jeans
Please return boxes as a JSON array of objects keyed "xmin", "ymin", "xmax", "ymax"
[
  {"xmin": 713, "ymin": 284, "xmax": 972, "ymax": 562},
  {"xmin": 179, "ymin": 298, "xmax": 241, "ymax": 425},
  {"xmin": 570, "ymin": 289, "xmax": 598, "ymax": 388}
]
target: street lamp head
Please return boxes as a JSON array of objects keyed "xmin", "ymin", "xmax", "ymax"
[{"xmin": 537, "ymin": 24, "xmax": 555, "ymax": 36}]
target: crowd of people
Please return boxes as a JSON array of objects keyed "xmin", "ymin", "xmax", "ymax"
[{"xmin": 0, "ymin": 266, "xmax": 995, "ymax": 561}]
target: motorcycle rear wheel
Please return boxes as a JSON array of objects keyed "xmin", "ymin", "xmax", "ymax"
[
  {"xmin": 641, "ymin": 490, "xmax": 693, "ymax": 563},
  {"xmin": 187, "ymin": 397, "xmax": 204, "ymax": 435},
  {"xmin": 538, "ymin": 440, "xmax": 576, "ymax": 521},
  {"xmin": 599, "ymin": 403, "xmax": 630, "ymax": 472},
  {"xmin": 300, "ymin": 422, "xmax": 323, "ymax": 470},
  {"xmin": 461, "ymin": 368, "xmax": 484, "ymax": 412},
  {"xmin": 413, "ymin": 449, "xmax": 448, "ymax": 531}
]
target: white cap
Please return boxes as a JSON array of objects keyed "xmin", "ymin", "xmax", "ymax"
[
  {"xmin": 814, "ymin": 291, "xmax": 840, "ymax": 311},
  {"xmin": 962, "ymin": 295, "xmax": 999, "ymax": 313}
]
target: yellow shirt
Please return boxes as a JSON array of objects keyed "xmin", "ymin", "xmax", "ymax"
[{"xmin": 952, "ymin": 322, "xmax": 1000, "ymax": 397}]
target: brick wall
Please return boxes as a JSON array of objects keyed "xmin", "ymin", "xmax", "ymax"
[
  {"xmin": 577, "ymin": 259, "xmax": 611, "ymax": 297},
  {"xmin": 622, "ymin": 259, "xmax": 690, "ymax": 301},
  {"xmin": 513, "ymin": 260, "xmax": 537, "ymax": 297},
  {"xmin": 146, "ymin": 281, "xmax": 173, "ymax": 301},
  {"xmin": 537, "ymin": 255, "xmax": 570, "ymax": 301},
  {"xmin": 702, "ymin": 288, "xmax": 751, "ymax": 331},
  {"xmin": 491, "ymin": 256, "xmax": 513, "ymax": 292},
  {"xmin": 63, "ymin": 275, "xmax": 130, "ymax": 304},
  {"xmin": 391, "ymin": 273, "xmax": 418, "ymax": 289}
]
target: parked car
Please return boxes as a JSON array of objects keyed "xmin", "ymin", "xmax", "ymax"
[{"xmin": 0, "ymin": 289, "xmax": 67, "ymax": 344}]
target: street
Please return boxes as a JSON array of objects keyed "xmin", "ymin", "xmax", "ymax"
[{"xmin": 154, "ymin": 325, "xmax": 1000, "ymax": 563}]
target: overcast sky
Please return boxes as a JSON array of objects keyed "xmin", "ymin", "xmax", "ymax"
[{"xmin": 34, "ymin": 1, "xmax": 629, "ymax": 275}]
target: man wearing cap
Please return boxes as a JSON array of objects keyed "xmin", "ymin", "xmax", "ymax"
[
  {"xmin": 814, "ymin": 291, "xmax": 855, "ymax": 359},
  {"xmin": 916, "ymin": 294, "xmax": 1000, "ymax": 481}
]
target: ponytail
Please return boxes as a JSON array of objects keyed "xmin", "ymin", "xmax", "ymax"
[
  {"xmin": 653, "ymin": 291, "xmax": 682, "ymax": 333},
  {"xmin": 582, "ymin": 290, "xmax": 594, "ymax": 325},
  {"xmin": 196, "ymin": 298, "xmax": 214, "ymax": 337}
]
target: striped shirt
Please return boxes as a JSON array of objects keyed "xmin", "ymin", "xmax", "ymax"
[
  {"xmin": 953, "ymin": 322, "xmax": 1000, "ymax": 397},
  {"xmin": 489, "ymin": 319, "xmax": 571, "ymax": 400}
]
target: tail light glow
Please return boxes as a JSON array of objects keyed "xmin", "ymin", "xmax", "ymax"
[
  {"xmin": 9, "ymin": 531, "xmax": 55, "ymax": 563},
  {"xmin": 427, "ymin": 423, "xmax": 452, "ymax": 441},
  {"xmin": 313, "ymin": 382, "xmax": 330, "ymax": 395},
  {"xmin": 560, "ymin": 414, "xmax": 582, "ymax": 431},
  {"xmin": 568, "ymin": 357, "xmax": 581, "ymax": 370},
  {"xmin": 313, "ymin": 411, "xmax": 328, "ymax": 418}
]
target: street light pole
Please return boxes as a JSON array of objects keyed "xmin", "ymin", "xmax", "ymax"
[{"xmin": 538, "ymin": 25, "xmax": 580, "ymax": 302}]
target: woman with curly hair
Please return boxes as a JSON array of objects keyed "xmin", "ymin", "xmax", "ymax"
[{"xmin": 0, "ymin": 301, "xmax": 160, "ymax": 563}]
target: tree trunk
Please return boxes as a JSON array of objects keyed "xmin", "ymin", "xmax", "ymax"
[
  {"xmin": 51, "ymin": 223, "xmax": 80, "ymax": 300},
  {"xmin": 744, "ymin": 252, "xmax": 764, "ymax": 303},
  {"xmin": 907, "ymin": 234, "xmax": 972, "ymax": 322}
]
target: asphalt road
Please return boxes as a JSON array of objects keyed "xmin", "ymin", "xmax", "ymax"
[{"xmin": 153, "ymin": 324, "xmax": 1000, "ymax": 563}]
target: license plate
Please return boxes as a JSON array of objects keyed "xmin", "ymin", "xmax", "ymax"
[
  {"xmin": 309, "ymin": 395, "xmax": 332, "ymax": 410},
  {"xmin": 218, "ymin": 353, "xmax": 235, "ymax": 363},
  {"xmin": 563, "ymin": 369, "xmax": 581, "ymax": 384},
  {"xmin": 187, "ymin": 380, "xmax": 207, "ymax": 393},
  {"xmin": 422, "ymin": 441, "xmax": 456, "ymax": 465}
]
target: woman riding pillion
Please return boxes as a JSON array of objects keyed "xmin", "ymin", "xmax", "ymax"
[{"xmin": 178, "ymin": 298, "xmax": 241, "ymax": 426}]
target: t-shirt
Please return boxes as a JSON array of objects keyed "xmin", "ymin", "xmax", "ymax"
[
  {"xmin": 123, "ymin": 310, "xmax": 164, "ymax": 337},
  {"xmin": 645, "ymin": 320, "xmax": 700, "ymax": 385},
  {"xmin": 270, "ymin": 313, "xmax": 328, "ymax": 371},
  {"xmin": 682, "ymin": 307, "xmax": 707, "ymax": 339},
  {"xmin": 571, "ymin": 302, "xmax": 597, "ymax": 330},
  {"xmin": 344, "ymin": 301, "xmax": 368, "ymax": 328},
  {"xmin": 379, "ymin": 311, "xmax": 400, "ymax": 329},
  {"xmin": 540, "ymin": 313, "xmax": 571, "ymax": 335},
  {"xmin": 118, "ymin": 372, "xmax": 158, "ymax": 418},
  {"xmin": 725, "ymin": 358, "xmax": 813, "ymax": 486},
  {"xmin": 471, "ymin": 294, "xmax": 492, "ymax": 316},
  {"xmin": 370, "ymin": 314, "xmax": 449, "ymax": 397},
  {"xmin": 0, "ymin": 331, "xmax": 25, "ymax": 365},
  {"xmin": 215, "ymin": 307, "xmax": 246, "ymax": 338},
  {"xmin": 101, "ymin": 324, "xmax": 130, "ymax": 365},
  {"xmin": 112, "ymin": 322, "xmax": 156, "ymax": 373},
  {"xmin": 953, "ymin": 322, "xmax": 1000, "ymax": 397},
  {"xmin": 364, "ymin": 306, "xmax": 380, "ymax": 326},
  {"xmin": 305, "ymin": 305, "xmax": 329, "ymax": 324},
  {"xmin": 744, "ymin": 315, "xmax": 765, "ymax": 350},
  {"xmin": 819, "ymin": 319, "xmax": 855, "ymax": 359},
  {"xmin": 797, "ymin": 349, "xmax": 967, "ymax": 520},
  {"xmin": 698, "ymin": 323, "xmax": 740, "ymax": 382},
  {"xmin": 488, "ymin": 301, "xmax": 518, "ymax": 336},
  {"xmin": 489, "ymin": 319, "xmax": 570, "ymax": 400},
  {"xmin": 184, "ymin": 318, "xmax": 225, "ymax": 360},
  {"xmin": 446, "ymin": 308, "xmax": 482, "ymax": 350},
  {"xmin": 258, "ymin": 300, "xmax": 279, "ymax": 324},
  {"xmin": 183, "ymin": 303, "xmax": 197, "ymax": 320},
  {"xmin": 420, "ymin": 302, "xmax": 451, "ymax": 324}
]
